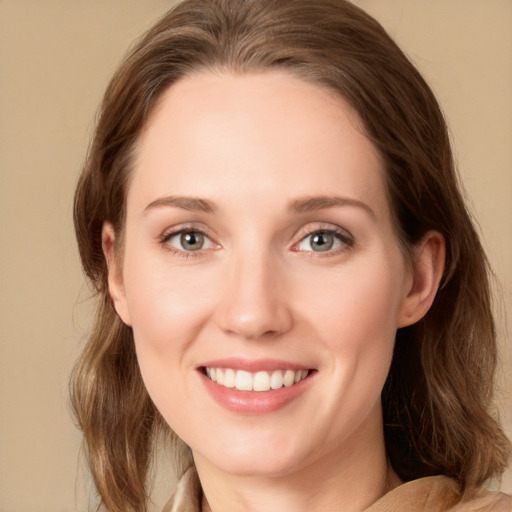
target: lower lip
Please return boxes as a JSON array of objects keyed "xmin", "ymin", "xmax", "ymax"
[{"xmin": 199, "ymin": 371, "xmax": 314, "ymax": 414}]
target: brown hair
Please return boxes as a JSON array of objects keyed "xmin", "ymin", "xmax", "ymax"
[{"xmin": 71, "ymin": 1, "xmax": 511, "ymax": 510}]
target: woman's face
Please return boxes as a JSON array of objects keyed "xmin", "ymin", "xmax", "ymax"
[{"xmin": 106, "ymin": 72, "xmax": 419, "ymax": 478}]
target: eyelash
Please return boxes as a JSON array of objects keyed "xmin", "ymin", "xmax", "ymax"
[
  {"xmin": 159, "ymin": 224, "xmax": 354, "ymax": 258},
  {"xmin": 293, "ymin": 226, "xmax": 354, "ymax": 256},
  {"xmin": 159, "ymin": 225, "xmax": 215, "ymax": 258}
]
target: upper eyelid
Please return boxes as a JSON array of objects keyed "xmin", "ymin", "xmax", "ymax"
[
  {"xmin": 163, "ymin": 229, "xmax": 212, "ymax": 243},
  {"xmin": 160, "ymin": 223, "xmax": 214, "ymax": 241},
  {"xmin": 293, "ymin": 222, "xmax": 354, "ymax": 241}
]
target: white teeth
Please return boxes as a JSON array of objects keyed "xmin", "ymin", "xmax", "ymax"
[
  {"xmin": 205, "ymin": 367, "xmax": 310, "ymax": 391},
  {"xmin": 270, "ymin": 370, "xmax": 283, "ymax": 389},
  {"xmin": 224, "ymin": 368, "xmax": 236, "ymax": 388},
  {"xmin": 283, "ymin": 370, "xmax": 295, "ymax": 387},
  {"xmin": 253, "ymin": 371, "xmax": 270, "ymax": 392},
  {"xmin": 235, "ymin": 370, "xmax": 253, "ymax": 391}
]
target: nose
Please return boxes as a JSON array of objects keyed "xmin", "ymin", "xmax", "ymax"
[{"xmin": 214, "ymin": 251, "xmax": 293, "ymax": 340}]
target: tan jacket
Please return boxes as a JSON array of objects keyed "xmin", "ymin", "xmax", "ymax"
[{"xmin": 163, "ymin": 468, "xmax": 512, "ymax": 512}]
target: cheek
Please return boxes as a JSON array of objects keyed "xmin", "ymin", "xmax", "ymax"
[
  {"xmin": 122, "ymin": 246, "xmax": 215, "ymax": 344},
  {"xmin": 120, "ymin": 251, "xmax": 218, "ymax": 427},
  {"xmin": 300, "ymin": 256, "xmax": 404, "ymax": 350},
  {"xmin": 300, "ymin": 254, "xmax": 405, "ymax": 409},
  {"xmin": 296, "ymin": 258, "xmax": 403, "ymax": 435}
]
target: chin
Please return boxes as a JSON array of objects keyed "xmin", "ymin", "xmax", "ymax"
[{"xmin": 191, "ymin": 428, "xmax": 318, "ymax": 478}]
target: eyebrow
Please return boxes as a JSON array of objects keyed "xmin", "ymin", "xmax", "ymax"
[
  {"xmin": 290, "ymin": 195, "xmax": 376, "ymax": 219},
  {"xmin": 143, "ymin": 194, "xmax": 375, "ymax": 219},
  {"xmin": 143, "ymin": 195, "xmax": 216, "ymax": 214}
]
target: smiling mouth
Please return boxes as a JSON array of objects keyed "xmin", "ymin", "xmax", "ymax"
[{"xmin": 202, "ymin": 367, "xmax": 311, "ymax": 392}]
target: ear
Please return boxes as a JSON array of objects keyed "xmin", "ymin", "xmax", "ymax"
[
  {"xmin": 397, "ymin": 231, "xmax": 445, "ymax": 328},
  {"xmin": 102, "ymin": 223, "xmax": 132, "ymax": 326}
]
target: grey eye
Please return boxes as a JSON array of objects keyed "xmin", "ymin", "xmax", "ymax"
[
  {"xmin": 166, "ymin": 230, "xmax": 214, "ymax": 252},
  {"xmin": 309, "ymin": 232, "xmax": 334, "ymax": 252},
  {"xmin": 297, "ymin": 229, "xmax": 350, "ymax": 253},
  {"xmin": 180, "ymin": 231, "xmax": 205, "ymax": 251}
]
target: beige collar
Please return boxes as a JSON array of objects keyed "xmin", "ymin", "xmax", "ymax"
[{"xmin": 162, "ymin": 467, "xmax": 511, "ymax": 512}]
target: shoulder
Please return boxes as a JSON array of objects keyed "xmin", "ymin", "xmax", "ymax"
[
  {"xmin": 365, "ymin": 476, "xmax": 512, "ymax": 512},
  {"xmin": 453, "ymin": 486, "xmax": 512, "ymax": 512},
  {"xmin": 163, "ymin": 469, "xmax": 512, "ymax": 512}
]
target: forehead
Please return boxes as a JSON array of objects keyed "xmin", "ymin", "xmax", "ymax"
[{"xmin": 129, "ymin": 71, "xmax": 388, "ymax": 218}]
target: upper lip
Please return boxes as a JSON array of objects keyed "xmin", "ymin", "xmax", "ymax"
[{"xmin": 198, "ymin": 358, "xmax": 312, "ymax": 372}]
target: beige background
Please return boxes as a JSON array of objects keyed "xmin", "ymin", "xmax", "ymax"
[{"xmin": 0, "ymin": 1, "xmax": 510, "ymax": 511}]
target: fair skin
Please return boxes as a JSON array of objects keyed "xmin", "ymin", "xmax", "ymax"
[{"xmin": 103, "ymin": 72, "xmax": 445, "ymax": 512}]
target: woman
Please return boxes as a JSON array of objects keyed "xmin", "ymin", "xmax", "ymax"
[{"xmin": 71, "ymin": 0, "xmax": 511, "ymax": 511}]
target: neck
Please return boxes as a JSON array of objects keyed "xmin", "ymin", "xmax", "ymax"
[{"xmin": 195, "ymin": 407, "xmax": 400, "ymax": 512}]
